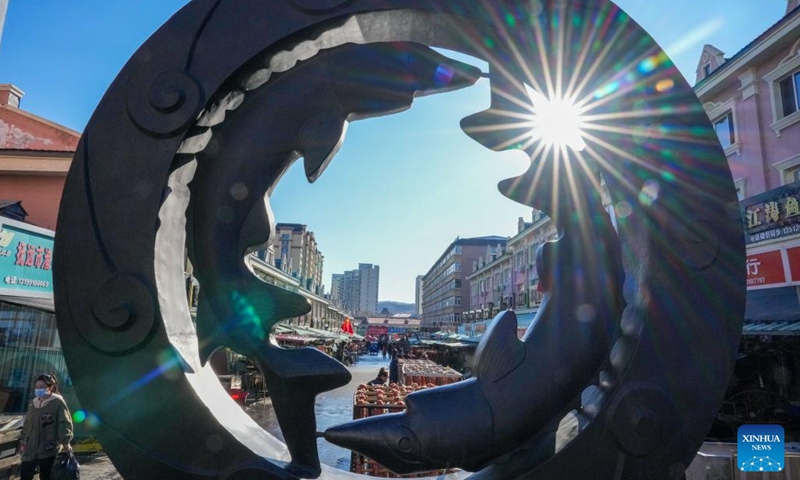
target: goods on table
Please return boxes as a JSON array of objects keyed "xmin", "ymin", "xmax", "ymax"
[
  {"xmin": 350, "ymin": 380, "xmax": 457, "ymax": 477},
  {"xmin": 399, "ymin": 359, "xmax": 462, "ymax": 387}
]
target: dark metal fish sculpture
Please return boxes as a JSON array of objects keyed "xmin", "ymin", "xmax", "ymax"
[
  {"xmin": 186, "ymin": 41, "xmax": 481, "ymax": 477},
  {"xmin": 325, "ymin": 152, "xmax": 626, "ymax": 474}
]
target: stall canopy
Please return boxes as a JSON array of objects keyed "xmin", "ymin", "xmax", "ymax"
[
  {"xmin": 457, "ymin": 311, "xmax": 538, "ymax": 339},
  {"xmin": 743, "ymin": 286, "xmax": 800, "ymax": 336}
]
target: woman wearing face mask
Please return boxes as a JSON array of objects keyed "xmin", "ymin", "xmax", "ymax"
[{"xmin": 19, "ymin": 373, "xmax": 74, "ymax": 480}]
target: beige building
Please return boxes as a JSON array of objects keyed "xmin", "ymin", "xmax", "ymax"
[{"xmin": 264, "ymin": 223, "xmax": 325, "ymax": 297}]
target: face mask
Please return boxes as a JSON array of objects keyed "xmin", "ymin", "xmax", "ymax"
[{"xmin": 34, "ymin": 388, "xmax": 48, "ymax": 399}]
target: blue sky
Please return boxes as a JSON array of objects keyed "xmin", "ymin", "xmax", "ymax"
[{"xmin": 0, "ymin": 0, "xmax": 790, "ymax": 303}]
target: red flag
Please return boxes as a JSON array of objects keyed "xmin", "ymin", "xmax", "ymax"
[{"xmin": 341, "ymin": 317, "xmax": 354, "ymax": 335}]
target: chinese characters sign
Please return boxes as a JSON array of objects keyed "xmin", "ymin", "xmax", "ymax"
[
  {"xmin": 746, "ymin": 247, "xmax": 800, "ymax": 289},
  {"xmin": 742, "ymin": 182, "xmax": 800, "ymax": 244},
  {"xmin": 746, "ymin": 251, "xmax": 786, "ymax": 288},
  {"xmin": 0, "ymin": 221, "xmax": 54, "ymax": 296}
]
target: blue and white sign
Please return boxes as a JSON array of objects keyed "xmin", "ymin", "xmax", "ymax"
[
  {"xmin": 737, "ymin": 424, "xmax": 784, "ymax": 472},
  {"xmin": 0, "ymin": 218, "xmax": 54, "ymax": 299}
]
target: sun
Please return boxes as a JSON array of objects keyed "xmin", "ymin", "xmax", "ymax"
[{"xmin": 525, "ymin": 84, "xmax": 587, "ymax": 151}]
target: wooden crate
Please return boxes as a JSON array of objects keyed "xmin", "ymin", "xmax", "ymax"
[
  {"xmin": 399, "ymin": 359, "xmax": 461, "ymax": 387},
  {"xmin": 350, "ymin": 382, "xmax": 454, "ymax": 478}
]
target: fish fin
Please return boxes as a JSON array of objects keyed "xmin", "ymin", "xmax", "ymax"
[
  {"xmin": 261, "ymin": 347, "xmax": 350, "ymax": 386},
  {"xmin": 300, "ymin": 110, "xmax": 347, "ymax": 183},
  {"xmin": 239, "ymin": 195, "xmax": 275, "ymax": 256},
  {"xmin": 242, "ymin": 278, "xmax": 311, "ymax": 322},
  {"xmin": 461, "ymin": 64, "xmax": 533, "ymax": 153},
  {"xmin": 196, "ymin": 293, "xmax": 232, "ymax": 366},
  {"xmin": 472, "ymin": 310, "xmax": 525, "ymax": 383},
  {"xmin": 256, "ymin": 346, "xmax": 351, "ymax": 478}
]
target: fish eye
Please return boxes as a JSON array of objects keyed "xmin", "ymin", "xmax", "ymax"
[{"xmin": 398, "ymin": 437, "xmax": 413, "ymax": 453}]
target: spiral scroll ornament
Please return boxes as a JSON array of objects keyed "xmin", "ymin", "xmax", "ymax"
[
  {"xmin": 82, "ymin": 273, "xmax": 157, "ymax": 354},
  {"xmin": 126, "ymin": 69, "xmax": 205, "ymax": 138}
]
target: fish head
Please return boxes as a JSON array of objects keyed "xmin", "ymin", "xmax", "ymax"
[
  {"xmin": 325, "ymin": 413, "xmax": 427, "ymax": 474},
  {"xmin": 325, "ymin": 379, "xmax": 493, "ymax": 473}
]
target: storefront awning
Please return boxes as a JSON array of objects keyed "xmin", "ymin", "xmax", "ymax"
[
  {"xmin": 743, "ymin": 287, "xmax": 800, "ymax": 335},
  {"xmin": 0, "ymin": 294, "xmax": 54, "ymax": 313},
  {"xmin": 745, "ymin": 287, "xmax": 800, "ymax": 322},
  {"xmin": 743, "ymin": 320, "xmax": 800, "ymax": 336}
]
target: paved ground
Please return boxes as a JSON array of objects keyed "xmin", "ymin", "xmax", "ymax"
[{"xmin": 77, "ymin": 354, "xmax": 388, "ymax": 480}]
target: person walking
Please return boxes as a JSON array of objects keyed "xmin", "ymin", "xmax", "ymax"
[
  {"xmin": 389, "ymin": 348, "xmax": 399, "ymax": 384},
  {"xmin": 19, "ymin": 373, "xmax": 74, "ymax": 480}
]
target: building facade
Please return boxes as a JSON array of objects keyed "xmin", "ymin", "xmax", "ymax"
[
  {"xmin": 690, "ymin": 1, "xmax": 800, "ymax": 442},
  {"xmin": 332, "ymin": 263, "xmax": 380, "ymax": 316},
  {"xmin": 465, "ymin": 213, "xmax": 558, "ymax": 325},
  {"xmin": 414, "ymin": 275, "xmax": 424, "ymax": 317},
  {"xmin": 267, "ymin": 223, "xmax": 325, "ymax": 296},
  {"xmin": 0, "ymin": 85, "xmax": 80, "ymax": 230},
  {"xmin": 0, "ymin": 84, "xmax": 81, "ymax": 413},
  {"xmin": 694, "ymin": 3, "xmax": 800, "ymax": 317},
  {"xmin": 357, "ymin": 263, "xmax": 379, "ymax": 315},
  {"xmin": 0, "ymin": 218, "xmax": 79, "ymax": 413},
  {"xmin": 330, "ymin": 273, "xmax": 344, "ymax": 309},
  {"xmin": 359, "ymin": 316, "xmax": 422, "ymax": 340},
  {"xmin": 421, "ymin": 236, "xmax": 507, "ymax": 333}
]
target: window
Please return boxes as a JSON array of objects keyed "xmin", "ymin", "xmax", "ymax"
[
  {"xmin": 763, "ymin": 51, "xmax": 800, "ymax": 135},
  {"xmin": 775, "ymin": 153, "xmax": 800, "ymax": 186},
  {"xmin": 787, "ymin": 167, "xmax": 800, "ymax": 184},
  {"xmin": 779, "ymin": 72, "xmax": 800, "ymax": 117},
  {"xmin": 714, "ymin": 113, "xmax": 734, "ymax": 149},
  {"xmin": 704, "ymin": 98, "xmax": 739, "ymax": 156},
  {"xmin": 703, "ymin": 64, "xmax": 711, "ymax": 77},
  {"xmin": 734, "ymin": 179, "xmax": 746, "ymax": 201}
]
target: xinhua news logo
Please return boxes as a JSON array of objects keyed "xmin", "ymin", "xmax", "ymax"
[{"xmin": 738, "ymin": 424, "xmax": 784, "ymax": 472}]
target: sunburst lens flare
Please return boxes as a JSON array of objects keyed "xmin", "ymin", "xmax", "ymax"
[{"xmin": 525, "ymin": 84, "xmax": 587, "ymax": 152}]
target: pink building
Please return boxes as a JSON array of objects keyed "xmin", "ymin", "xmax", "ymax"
[
  {"xmin": 694, "ymin": 2, "xmax": 800, "ymax": 326},
  {"xmin": 684, "ymin": 0, "xmax": 800, "ymax": 456},
  {"xmin": 464, "ymin": 213, "xmax": 557, "ymax": 322}
]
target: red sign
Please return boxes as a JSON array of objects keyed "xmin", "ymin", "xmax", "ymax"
[
  {"xmin": 366, "ymin": 326, "xmax": 388, "ymax": 337},
  {"xmin": 746, "ymin": 251, "xmax": 786, "ymax": 288},
  {"xmin": 788, "ymin": 247, "xmax": 800, "ymax": 282}
]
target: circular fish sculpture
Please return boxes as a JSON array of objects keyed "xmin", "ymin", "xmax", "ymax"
[{"xmin": 54, "ymin": 1, "xmax": 744, "ymax": 479}]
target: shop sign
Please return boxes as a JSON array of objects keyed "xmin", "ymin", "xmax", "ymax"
[
  {"xmin": 787, "ymin": 247, "xmax": 800, "ymax": 283},
  {"xmin": 746, "ymin": 250, "xmax": 786, "ymax": 288},
  {"xmin": 366, "ymin": 325, "xmax": 388, "ymax": 337},
  {"xmin": 0, "ymin": 219, "xmax": 54, "ymax": 297},
  {"xmin": 741, "ymin": 182, "xmax": 800, "ymax": 245},
  {"xmin": 387, "ymin": 327, "xmax": 407, "ymax": 334}
]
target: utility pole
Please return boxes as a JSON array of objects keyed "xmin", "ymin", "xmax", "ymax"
[{"xmin": 0, "ymin": 0, "xmax": 8, "ymax": 52}]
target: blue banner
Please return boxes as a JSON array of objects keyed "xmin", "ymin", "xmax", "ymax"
[{"xmin": 0, "ymin": 219, "xmax": 54, "ymax": 297}]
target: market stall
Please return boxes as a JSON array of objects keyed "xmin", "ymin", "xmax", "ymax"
[{"xmin": 350, "ymin": 380, "xmax": 456, "ymax": 477}]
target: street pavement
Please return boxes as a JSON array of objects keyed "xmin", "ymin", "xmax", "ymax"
[{"xmin": 78, "ymin": 353, "xmax": 389, "ymax": 480}]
